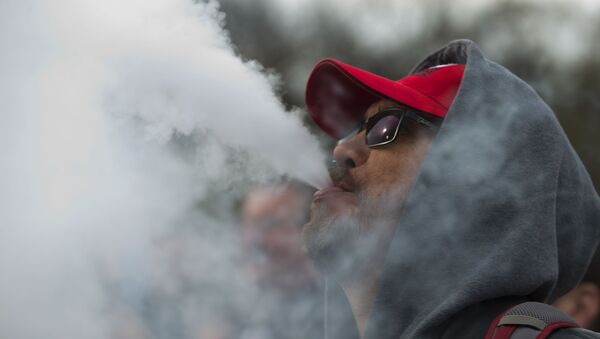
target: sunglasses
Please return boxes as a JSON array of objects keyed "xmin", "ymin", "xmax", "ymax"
[{"xmin": 339, "ymin": 107, "xmax": 438, "ymax": 148}]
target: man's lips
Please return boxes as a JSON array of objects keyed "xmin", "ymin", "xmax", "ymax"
[{"xmin": 312, "ymin": 185, "xmax": 352, "ymax": 202}]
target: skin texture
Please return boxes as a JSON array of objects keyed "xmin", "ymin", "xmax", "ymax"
[
  {"xmin": 554, "ymin": 282, "xmax": 600, "ymax": 330},
  {"xmin": 241, "ymin": 185, "xmax": 319, "ymax": 291},
  {"xmin": 303, "ymin": 99, "xmax": 437, "ymax": 337}
]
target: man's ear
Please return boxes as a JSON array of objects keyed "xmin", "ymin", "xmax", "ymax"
[{"xmin": 571, "ymin": 282, "xmax": 600, "ymax": 329}]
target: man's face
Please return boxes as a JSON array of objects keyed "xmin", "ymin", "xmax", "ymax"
[{"xmin": 303, "ymin": 100, "xmax": 437, "ymax": 280}]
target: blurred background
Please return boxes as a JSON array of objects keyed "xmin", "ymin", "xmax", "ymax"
[{"xmin": 219, "ymin": 0, "xmax": 600, "ymax": 189}]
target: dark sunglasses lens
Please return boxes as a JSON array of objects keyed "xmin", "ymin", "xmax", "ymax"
[{"xmin": 366, "ymin": 115, "xmax": 401, "ymax": 146}]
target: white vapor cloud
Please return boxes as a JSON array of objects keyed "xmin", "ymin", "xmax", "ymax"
[{"xmin": 0, "ymin": 0, "xmax": 329, "ymax": 338}]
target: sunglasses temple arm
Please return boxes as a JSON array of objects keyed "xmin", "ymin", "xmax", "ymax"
[{"xmin": 417, "ymin": 117, "xmax": 434, "ymax": 127}]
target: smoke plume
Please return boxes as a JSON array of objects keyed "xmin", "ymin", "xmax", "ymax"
[{"xmin": 0, "ymin": 0, "xmax": 329, "ymax": 338}]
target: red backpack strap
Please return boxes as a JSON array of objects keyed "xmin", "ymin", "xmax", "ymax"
[{"xmin": 485, "ymin": 302, "xmax": 579, "ymax": 339}]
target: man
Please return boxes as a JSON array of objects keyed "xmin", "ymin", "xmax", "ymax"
[
  {"xmin": 302, "ymin": 40, "xmax": 600, "ymax": 338},
  {"xmin": 239, "ymin": 184, "xmax": 323, "ymax": 339}
]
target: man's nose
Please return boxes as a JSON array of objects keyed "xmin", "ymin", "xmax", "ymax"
[{"xmin": 332, "ymin": 134, "xmax": 369, "ymax": 170}]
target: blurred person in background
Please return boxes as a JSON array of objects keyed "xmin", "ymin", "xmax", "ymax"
[
  {"xmin": 554, "ymin": 282, "xmax": 600, "ymax": 331},
  {"xmin": 302, "ymin": 40, "xmax": 600, "ymax": 339},
  {"xmin": 239, "ymin": 183, "xmax": 324, "ymax": 339},
  {"xmin": 555, "ymin": 251, "xmax": 600, "ymax": 332}
]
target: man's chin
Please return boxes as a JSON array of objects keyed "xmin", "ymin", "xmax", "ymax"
[
  {"xmin": 303, "ymin": 184, "xmax": 410, "ymax": 283},
  {"xmin": 302, "ymin": 215, "xmax": 356, "ymax": 281},
  {"xmin": 302, "ymin": 197, "xmax": 375, "ymax": 282}
]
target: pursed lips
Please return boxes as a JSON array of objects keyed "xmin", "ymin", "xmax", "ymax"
[{"xmin": 312, "ymin": 181, "xmax": 355, "ymax": 202}]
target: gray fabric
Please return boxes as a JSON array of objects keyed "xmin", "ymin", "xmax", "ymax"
[
  {"xmin": 324, "ymin": 40, "xmax": 600, "ymax": 339},
  {"xmin": 498, "ymin": 315, "xmax": 547, "ymax": 330},
  {"xmin": 550, "ymin": 328, "xmax": 600, "ymax": 339},
  {"xmin": 502, "ymin": 302, "xmax": 576, "ymax": 327}
]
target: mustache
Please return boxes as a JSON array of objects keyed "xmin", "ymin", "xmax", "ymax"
[{"xmin": 328, "ymin": 160, "xmax": 357, "ymax": 192}]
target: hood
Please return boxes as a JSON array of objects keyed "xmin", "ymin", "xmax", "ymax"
[{"xmin": 324, "ymin": 40, "xmax": 600, "ymax": 339}]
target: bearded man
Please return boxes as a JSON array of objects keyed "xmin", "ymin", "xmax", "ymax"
[{"xmin": 302, "ymin": 40, "xmax": 600, "ymax": 339}]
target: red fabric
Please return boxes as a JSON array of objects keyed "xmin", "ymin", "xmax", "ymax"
[
  {"xmin": 485, "ymin": 309, "xmax": 513, "ymax": 339},
  {"xmin": 494, "ymin": 325, "xmax": 517, "ymax": 339},
  {"xmin": 536, "ymin": 321, "xmax": 578, "ymax": 339},
  {"xmin": 305, "ymin": 58, "xmax": 465, "ymax": 139}
]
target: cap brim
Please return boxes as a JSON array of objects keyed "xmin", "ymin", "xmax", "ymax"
[{"xmin": 305, "ymin": 58, "xmax": 448, "ymax": 139}]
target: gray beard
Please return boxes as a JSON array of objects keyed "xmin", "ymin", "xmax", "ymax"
[
  {"xmin": 302, "ymin": 207, "xmax": 383, "ymax": 283},
  {"xmin": 302, "ymin": 186, "xmax": 408, "ymax": 283}
]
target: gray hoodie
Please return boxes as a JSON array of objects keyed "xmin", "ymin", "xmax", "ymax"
[{"xmin": 323, "ymin": 40, "xmax": 600, "ymax": 339}]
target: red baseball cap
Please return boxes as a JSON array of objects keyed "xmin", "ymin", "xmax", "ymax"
[{"xmin": 305, "ymin": 58, "xmax": 465, "ymax": 139}]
